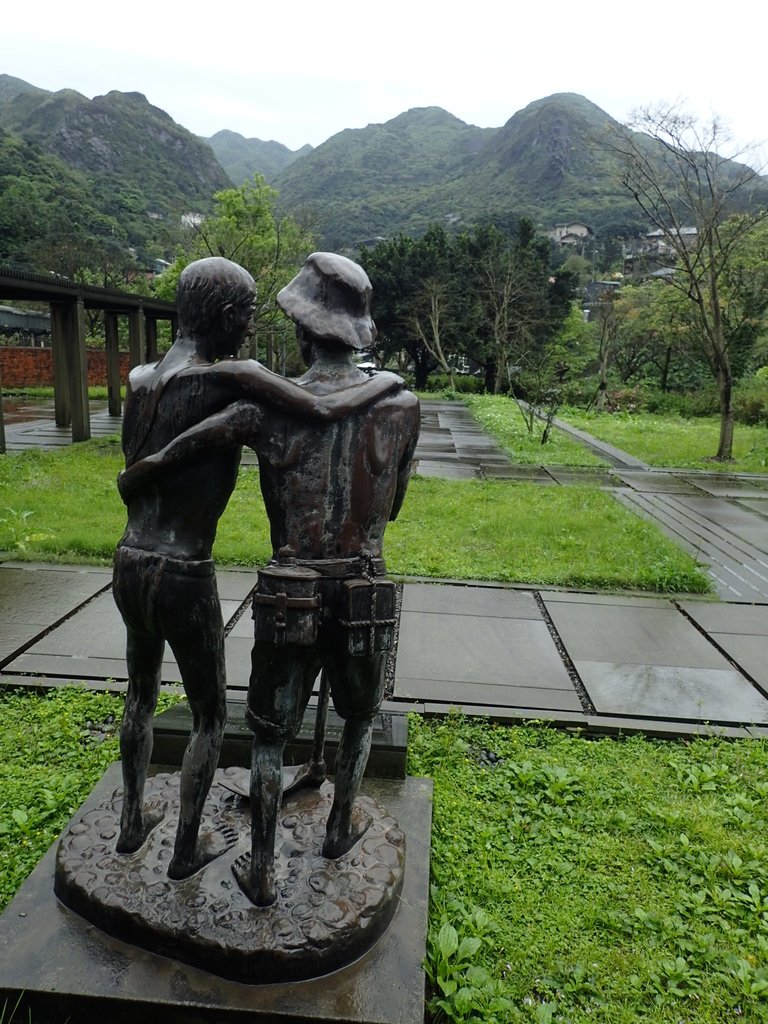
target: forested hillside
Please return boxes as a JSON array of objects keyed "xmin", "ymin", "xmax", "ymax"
[
  {"xmin": 205, "ymin": 129, "xmax": 312, "ymax": 185},
  {"xmin": 0, "ymin": 75, "xmax": 230, "ymax": 275}
]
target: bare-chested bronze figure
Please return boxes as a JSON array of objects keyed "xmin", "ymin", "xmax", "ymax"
[
  {"xmin": 120, "ymin": 253, "xmax": 420, "ymax": 905},
  {"xmin": 114, "ymin": 256, "xmax": 402, "ymax": 881}
]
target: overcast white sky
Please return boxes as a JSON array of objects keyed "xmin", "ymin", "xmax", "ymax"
[{"xmin": 4, "ymin": 0, "xmax": 766, "ymax": 166}]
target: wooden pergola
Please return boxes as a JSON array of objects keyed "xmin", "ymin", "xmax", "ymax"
[{"xmin": 0, "ymin": 267, "xmax": 177, "ymax": 451}]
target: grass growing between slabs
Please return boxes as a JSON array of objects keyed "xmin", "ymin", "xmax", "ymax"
[
  {"xmin": 410, "ymin": 713, "xmax": 768, "ymax": 1024},
  {"xmin": 0, "ymin": 439, "xmax": 709, "ymax": 593},
  {"xmin": 462, "ymin": 395, "xmax": 608, "ymax": 467},
  {"xmin": 2, "ymin": 691, "xmax": 768, "ymax": 1023},
  {"xmin": 558, "ymin": 408, "xmax": 768, "ymax": 474}
]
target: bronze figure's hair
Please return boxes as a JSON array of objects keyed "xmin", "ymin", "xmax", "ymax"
[{"xmin": 177, "ymin": 257, "xmax": 255, "ymax": 335}]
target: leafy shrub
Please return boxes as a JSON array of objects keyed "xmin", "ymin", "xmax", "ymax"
[
  {"xmin": 733, "ymin": 377, "xmax": 768, "ymax": 426},
  {"xmin": 422, "ymin": 374, "xmax": 485, "ymax": 394}
]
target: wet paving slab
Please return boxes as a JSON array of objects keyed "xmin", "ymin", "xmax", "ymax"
[
  {"xmin": 394, "ymin": 583, "xmax": 581, "ymax": 713},
  {"xmin": 613, "ymin": 471, "xmax": 704, "ymax": 494},
  {"xmin": 575, "ymin": 661, "xmax": 768, "ymax": 723},
  {"xmin": 677, "ymin": 474, "xmax": 768, "ymax": 498},
  {"xmin": 542, "ymin": 592, "xmax": 768, "ymax": 725},
  {"xmin": 0, "ymin": 564, "xmax": 111, "ymax": 665},
  {"xmin": 1, "ymin": 568, "xmax": 258, "ymax": 693}
]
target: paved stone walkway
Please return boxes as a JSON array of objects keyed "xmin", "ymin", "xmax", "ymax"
[
  {"xmin": 1, "ymin": 561, "xmax": 767, "ymax": 740},
  {"xmin": 2, "ymin": 398, "xmax": 768, "ymax": 740},
  {"xmin": 417, "ymin": 400, "xmax": 768, "ymax": 602},
  {"xmin": 3, "ymin": 403, "xmax": 121, "ymax": 451}
]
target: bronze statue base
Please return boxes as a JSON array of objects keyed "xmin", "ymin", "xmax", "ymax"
[{"xmin": 54, "ymin": 769, "xmax": 405, "ymax": 983}]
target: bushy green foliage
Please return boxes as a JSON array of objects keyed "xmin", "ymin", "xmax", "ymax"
[
  {"xmin": 410, "ymin": 713, "xmax": 768, "ymax": 1023},
  {"xmin": 419, "ymin": 375, "xmax": 485, "ymax": 394},
  {"xmin": 154, "ymin": 174, "xmax": 315, "ymax": 338},
  {"xmin": 361, "ymin": 220, "xmax": 575, "ymax": 391}
]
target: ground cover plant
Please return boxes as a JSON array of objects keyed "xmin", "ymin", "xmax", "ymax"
[
  {"xmin": 0, "ymin": 687, "xmax": 178, "ymax": 912},
  {"xmin": 3, "ymin": 692, "xmax": 768, "ymax": 1023},
  {"xmin": 558, "ymin": 408, "xmax": 768, "ymax": 473},
  {"xmin": 462, "ymin": 394, "xmax": 608, "ymax": 467},
  {"xmin": 0, "ymin": 440, "xmax": 709, "ymax": 592},
  {"xmin": 411, "ymin": 713, "xmax": 768, "ymax": 1023}
]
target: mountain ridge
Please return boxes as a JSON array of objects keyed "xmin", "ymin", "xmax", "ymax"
[{"xmin": 2, "ymin": 74, "xmax": 766, "ymax": 265}]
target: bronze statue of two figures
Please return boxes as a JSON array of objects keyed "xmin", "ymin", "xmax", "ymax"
[{"xmin": 53, "ymin": 253, "xmax": 420, "ymax": 983}]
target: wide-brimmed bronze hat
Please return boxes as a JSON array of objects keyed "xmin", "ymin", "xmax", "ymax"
[{"xmin": 277, "ymin": 252, "xmax": 377, "ymax": 351}]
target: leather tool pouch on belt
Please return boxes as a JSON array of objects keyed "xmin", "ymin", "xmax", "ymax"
[
  {"xmin": 340, "ymin": 578, "xmax": 397, "ymax": 658},
  {"xmin": 252, "ymin": 564, "xmax": 321, "ymax": 646}
]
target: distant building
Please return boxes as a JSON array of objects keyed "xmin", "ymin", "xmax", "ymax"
[
  {"xmin": 643, "ymin": 226, "xmax": 698, "ymax": 256},
  {"xmin": 623, "ymin": 226, "xmax": 698, "ymax": 280},
  {"xmin": 547, "ymin": 222, "xmax": 593, "ymax": 247},
  {"xmin": 583, "ymin": 280, "xmax": 621, "ymax": 321}
]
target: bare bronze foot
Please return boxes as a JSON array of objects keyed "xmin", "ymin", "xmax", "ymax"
[
  {"xmin": 232, "ymin": 851, "xmax": 276, "ymax": 907},
  {"xmin": 283, "ymin": 759, "xmax": 327, "ymax": 798},
  {"xmin": 322, "ymin": 804, "xmax": 373, "ymax": 859},
  {"xmin": 116, "ymin": 802, "xmax": 166, "ymax": 855},
  {"xmin": 167, "ymin": 825, "xmax": 238, "ymax": 880}
]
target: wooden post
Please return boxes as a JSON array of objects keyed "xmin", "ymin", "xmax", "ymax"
[
  {"xmin": 66, "ymin": 299, "xmax": 90, "ymax": 443},
  {"xmin": 104, "ymin": 312, "xmax": 121, "ymax": 416},
  {"xmin": 145, "ymin": 316, "xmax": 158, "ymax": 363},
  {"xmin": 128, "ymin": 309, "xmax": 145, "ymax": 369},
  {"xmin": 50, "ymin": 302, "xmax": 72, "ymax": 427}
]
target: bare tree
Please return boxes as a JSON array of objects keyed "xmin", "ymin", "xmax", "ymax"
[
  {"xmin": 411, "ymin": 277, "xmax": 456, "ymax": 388},
  {"xmin": 612, "ymin": 105, "xmax": 768, "ymax": 459}
]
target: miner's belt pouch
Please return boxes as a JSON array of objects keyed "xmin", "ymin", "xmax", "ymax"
[
  {"xmin": 340, "ymin": 578, "xmax": 397, "ymax": 658},
  {"xmin": 252, "ymin": 564, "xmax": 321, "ymax": 646}
]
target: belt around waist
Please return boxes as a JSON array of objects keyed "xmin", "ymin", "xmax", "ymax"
[
  {"xmin": 286, "ymin": 555, "xmax": 387, "ymax": 578},
  {"xmin": 115, "ymin": 544, "xmax": 216, "ymax": 578}
]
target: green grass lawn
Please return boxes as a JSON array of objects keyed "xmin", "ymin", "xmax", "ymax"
[
  {"xmin": 0, "ymin": 439, "xmax": 710, "ymax": 593},
  {"xmin": 463, "ymin": 394, "xmax": 608, "ymax": 467},
  {"xmin": 412, "ymin": 713, "xmax": 768, "ymax": 1023},
  {"xmin": 558, "ymin": 408, "xmax": 768, "ymax": 474},
  {"xmin": 2, "ymin": 690, "xmax": 768, "ymax": 1023}
]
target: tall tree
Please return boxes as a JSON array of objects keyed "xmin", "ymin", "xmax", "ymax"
[
  {"xmin": 155, "ymin": 175, "xmax": 316, "ymax": 352},
  {"xmin": 360, "ymin": 226, "xmax": 458, "ymax": 388},
  {"xmin": 456, "ymin": 220, "xmax": 575, "ymax": 393},
  {"xmin": 613, "ymin": 106, "xmax": 768, "ymax": 458}
]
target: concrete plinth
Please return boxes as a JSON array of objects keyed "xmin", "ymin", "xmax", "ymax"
[
  {"xmin": 152, "ymin": 702, "xmax": 409, "ymax": 779},
  {"xmin": 0, "ymin": 764, "xmax": 432, "ymax": 1024}
]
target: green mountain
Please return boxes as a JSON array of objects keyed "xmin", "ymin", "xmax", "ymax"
[
  {"xmin": 0, "ymin": 74, "xmax": 46, "ymax": 105},
  {"xmin": 204, "ymin": 129, "xmax": 312, "ymax": 184},
  {"xmin": 448, "ymin": 93, "xmax": 639, "ymax": 232},
  {"xmin": 271, "ymin": 95, "xmax": 653, "ymax": 245},
  {"xmin": 2, "ymin": 77, "xmax": 765, "ymax": 271},
  {"xmin": 272, "ymin": 106, "xmax": 498, "ymax": 247},
  {"xmin": 0, "ymin": 76, "xmax": 231, "ymax": 270},
  {"xmin": 273, "ymin": 93, "xmax": 768, "ymax": 247}
]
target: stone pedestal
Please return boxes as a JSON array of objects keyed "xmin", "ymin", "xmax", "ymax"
[{"xmin": 0, "ymin": 763, "xmax": 432, "ymax": 1024}]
